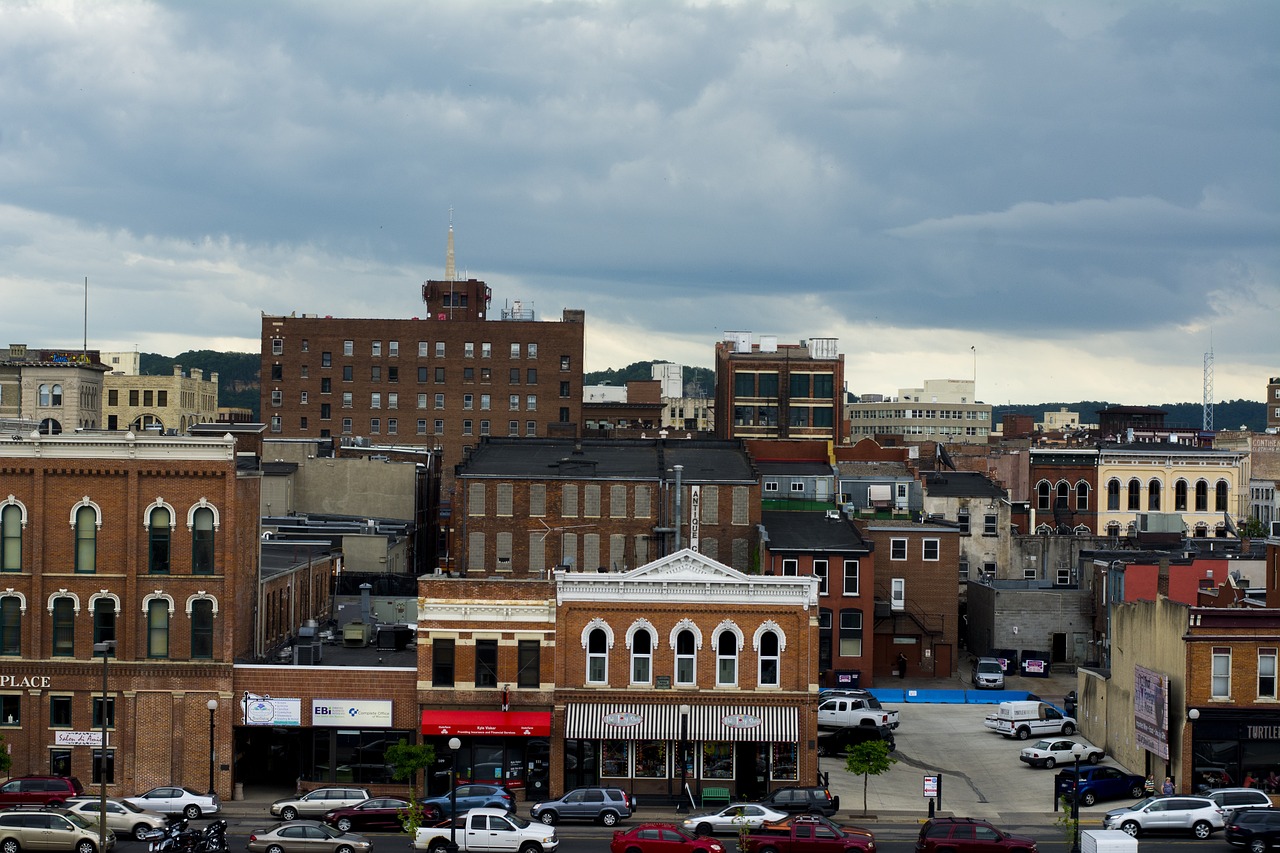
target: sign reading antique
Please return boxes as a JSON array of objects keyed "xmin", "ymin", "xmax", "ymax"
[
  {"xmin": 312, "ymin": 699, "xmax": 393, "ymax": 728},
  {"xmin": 688, "ymin": 485, "xmax": 701, "ymax": 550}
]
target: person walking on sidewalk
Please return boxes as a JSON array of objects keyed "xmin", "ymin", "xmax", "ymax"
[
  {"xmin": 897, "ymin": 653, "xmax": 908, "ymax": 679},
  {"xmin": 1162, "ymin": 777, "xmax": 1175, "ymax": 795}
]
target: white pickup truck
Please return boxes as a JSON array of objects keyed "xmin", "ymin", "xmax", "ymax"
[
  {"xmin": 817, "ymin": 693, "xmax": 900, "ymax": 730},
  {"xmin": 414, "ymin": 808, "xmax": 559, "ymax": 853}
]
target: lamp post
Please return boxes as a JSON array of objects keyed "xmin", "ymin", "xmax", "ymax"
[
  {"xmin": 206, "ymin": 699, "xmax": 218, "ymax": 795},
  {"xmin": 678, "ymin": 704, "xmax": 691, "ymax": 813},
  {"xmin": 1069, "ymin": 742, "xmax": 1086, "ymax": 853},
  {"xmin": 92, "ymin": 640, "xmax": 115, "ymax": 853},
  {"xmin": 446, "ymin": 737, "xmax": 461, "ymax": 853}
]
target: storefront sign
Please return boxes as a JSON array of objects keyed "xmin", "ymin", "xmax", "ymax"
[
  {"xmin": 421, "ymin": 710, "xmax": 551, "ymax": 737},
  {"xmin": 689, "ymin": 486, "xmax": 701, "ymax": 550},
  {"xmin": 54, "ymin": 731, "xmax": 103, "ymax": 746},
  {"xmin": 313, "ymin": 699, "xmax": 393, "ymax": 728},
  {"xmin": 603, "ymin": 712, "xmax": 643, "ymax": 728},
  {"xmin": 722, "ymin": 714, "xmax": 761, "ymax": 729},
  {"xmin": 1246, "ymin": 725, "xmax": 1280, "ymax": 740},
  {"xmin": 0, "ymin": 675, "xmax": 51, "ymax": 688},
  {"xmin": 243, "ymin": 697, "xmax": 302, "ymax": 726},
  {"xmin": 655, "ymin": 676, "xmax": 671, "ymax": 689},
  {"xmin": 1133, "ymin": 664, "xmax": 1169, "ymax": 760}
]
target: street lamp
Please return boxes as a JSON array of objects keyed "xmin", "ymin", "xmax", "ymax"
[
  {"xmin": 678, "ymin": 704, "xmax": 691, "ymax": 813},
  {"xmin": 206, "ymin": 699, "xmax": 218, "ymax": 795},
  {"xmin": 1069, "ymin": 742, "xmax": 1086, "ymax": 853},
  {"xmin": 446, "ymin": 737, "xmax": 462, "ymax": 853},
  {"xmin": 92, "ymin": 640, "xmax": 116, "ymax": 853}
]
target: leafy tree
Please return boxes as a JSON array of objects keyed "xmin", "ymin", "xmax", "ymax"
[
  {"xmin": 0, "ymin": 734, "xmax": 10, "ymax": 776},
  {"xmin": 386, "ymin": 739, "xmax": 436, "ymax": 837},
  {"xmin": 1241, "ymin": 516, "xmax": 1268, "ymax": 538},
  {"xmin": 733, "ymin": 806, "xmax": 752, "ymax": 853},
  {"xmin": 843, "ymin": 739, "xmax": 896, "ymax": 815}
]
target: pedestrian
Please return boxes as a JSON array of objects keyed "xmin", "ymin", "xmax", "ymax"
[
  {"xmin": 1144, "ymin": 774, "xmax": 1155, "ymax": 795},
  {"xmin": 1162, "ymin": 777, "xmax": 1174, "ymax": 795},
  {"xmin": 897, "ymin": 653, "xmax": 907, "ymax": 679}
]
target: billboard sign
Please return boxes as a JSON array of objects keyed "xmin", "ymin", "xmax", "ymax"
[{"xmin": 1134, "ymin": 664, "xmax": 1169, "ymax": 760}]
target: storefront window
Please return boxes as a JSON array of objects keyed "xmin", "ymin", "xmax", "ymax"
[
  {"xmin": 702, "ymin": 742, "xmax": 733, "ymax": 779},
  {"xmin": 313, "ymin": 728, "xmax": 413, "ymax": 784},
  {"xmin": 601, "ymin": 741, "xmax": 630, "ymax": 778},
  {"xmin": 49, "ymin": 749, "xmax": 71, "ymax": 777},
  {"xmin": 633, "ymin": 741, "xmax": 668, "ymax": 778},
  {"xmin": 771, "ymin": 743, "xmax": 798, "ymax": 780}
]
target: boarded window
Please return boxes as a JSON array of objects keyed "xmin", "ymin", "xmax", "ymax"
[
  {"xmin": 584, "ymin": 484, "xmax": 601, "ymax": 517},
  {"xmin": 562, "ymin": 485, "xmax": 579, "ymax": 518},
  {"xmin": 561, "ymin": 533, "xmax": 577, "ymax": 568},
  {"xmin": 732, "ymin": 487, "xmax": 750, "ymax": 525},
  {"xmin": 496, "ymin": 483, "xmax": 514, "ymax": 516},
  {"xmin": 610, "ymin": 534, "xmax": 626, "ymax": 570},
  {"xmin": 528, "ymin": 532, "xmax": 546, "ymax": 574},
  {"xmin": 701, "ymin": 485, "xmax": 719, "ymax": 524},
  {"xmin": 634, "ymin": 534, "xmax": 649, "ymax": 566},
  {"xmin": 496, "ymin": 532, "xmax": 512, "ymax": 568},
  {"xmin": 468, "ymin": 482, "xmax": 485, "ymax": 516},
  {"xmin": 610, "ymin": 484, "xmax": 627, "ymax": 518},
  {"xmin": 634, "ymin": 485, "xmax": 651, "ymax": 519},
  {"xmin": 701, "ymin": 537, "xmax": 718, "ymax": 561},
  {"xmin": 529, "ymin": 484, "xmax": 546, "ymax": 517},
  {"xmin": 468, "ymin": 532, "xmax": 485, "ymax": 571},
  {"xmin": 732, "ymin": 538, "xmax": 749, "ymax": 571},
  {"xmin": 584, "ymin": 533, "xmax": 600, "ymax": 570}
]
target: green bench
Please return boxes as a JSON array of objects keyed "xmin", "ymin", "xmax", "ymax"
[{"xmin": 702, "ymin": 786, "xmax": 731, "ymax": 807}]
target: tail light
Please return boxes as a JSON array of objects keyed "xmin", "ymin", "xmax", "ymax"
[
  {"xmin": 248, "ymin": 836, "xmax": 257, "ymax": 844},
  {"xmin": 621, "ymin": 792, "xmax": 631, "ymax": 808}
]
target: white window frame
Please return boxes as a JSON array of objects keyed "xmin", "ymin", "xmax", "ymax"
[
  {"xmin": 843, "ymin": 559, "xmax": 859, "ymax": 596},
  {"xmin": 585, "ymin": 624, "xmax": 611, "ymax": 685},
  {"xmin": 757, "ymin": 629, "xmax": 781, "ymax": 687},
  {"xmin": 923, "ymin": 539, "xmax": 940, "ymax": 561},
  {"xmin": 890, "ymin": 578, "xmax": 905, "ymax": 611},
  {"xmin": 1211, "ymin": 647, "xmax": 1231, "ymax": 699},
  {"xmin": 714, "ymin": 626, "xmax": 740, "ymax": 687},
  {"xmin": 1259, "ymin": 648, "xmax": 1277, "ymax": 699},
  {"xmin": 813, "ymin": 559, "xmax": 828, "ymax": 595},
  {"xmin": 890, "ymin": 538, "xmax": 907, "ymax": 561},
  {"xmin": 628, "ymin": 622, "xmax": 655, "ymax": 686},
  {"xmin": 673, "ymin": 626, "xmax": 699, "ymax": 687}
]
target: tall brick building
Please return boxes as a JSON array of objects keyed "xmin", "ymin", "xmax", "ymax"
[
  {"xmin": 0, "ymin": 431, "xmax": 259, "ymax": 797},
  {"xmin": 714, "ymin": 333, "xmax": 844, "ymax": 444}
]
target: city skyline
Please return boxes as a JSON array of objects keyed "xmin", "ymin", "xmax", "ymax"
[{"xmin": 0, "ymin": 1, "xmax": 1275, "ymax": 404}]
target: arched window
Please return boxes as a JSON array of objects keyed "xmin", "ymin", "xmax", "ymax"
[
  {"xmin": 38, "ymin": 418, "xmax": 62, "ymax": 435},
  {"xmin": 1215, "ymin": 481, "xmax": 1228, "ymax": 512},
  {"xmin": 1194, "ymin": 523, "xmax": 1209, "ymax": 538},
  {"xmin": 1107, "ymin": 480, "xmax": 1121, "ymax": 511},
  {"xmin": 675, "ymin": 629, "xmax": 697, "ymax": 686},
  {"xmin": 1073, "ymin": 525, "xmax": 1091, "ymax": 536},
  {"xmin": 1, "ymin": 504, "xmax": 22, "ymax": 572},
  {"xmin": 1075, "ymin": 482, "xmax": 1089, "ymax": 512},
  {"xmin": 1036, "ymin": 481, "xmax": 1051, "ymax": 511},
  {"xmin": 1175, "ymin": 481, "xmax": 1188, "ymax": 512},
  {"xmin": 148, "ymin": 507, "xmax": 171, "ymax": 574},
  {"xmin": 51, "ymin": 598, "xmax": 75, "ymax": 657},
  {"xmin": 630, "ymin": 629, "xmax": 653, "ymax": 685},
  {"xmin": 716, "ymin": 631, "xmax": 738, "ymax": 686},
  {"xmin": 38, "ymin": 384, "xmax": 50, "ymax": 406},
  {"xmin": 191, "ymin": 599, "xmax": 214, "ymax": 659},
  {"xmin": 92, "ymin": 597, "xmax": 116, "ymax": 649},
  {"xmin": 1127, "ymin": 479, "xmax": 1141, "ymax": 511},
  {"xmin": 1195, "ymin": 480, "xmax": 1208, "ymax": 512},
  {"xmin": 74, "ymin": 505, "xmax": 97, "ymax": 573},
  {"xmin": 758, "ymin": 630, "xmax": 780, "ymax": 687},
  {"xmin": 1035, "ymin": 524, "xmax": 1053, "ymax": 535},
  {"xmin": 147, "ymin": 599, "xmax": 170, "ymax": 658},
  {"xmin": 0, "ymin": 596, "xmax": 22, "ymax": 655},
  {"xmin": 51, "ymin": 384, "xmax": 63, "ymax": 405},
  {"xmin": 1055, "ymin": 482, "xmax": 1069, "ymax": 510},
  {"xmin": 192, "ymin": 507, "xmax": 215, "ymax": 574},
  {"xmin": 586, "ymin": 628, "xmax": 608, "ymax": 684},
  {"xmin": 1147, "ymin": 480, "xmax": 1161, "ymax": 511},
  {"xmin": 1106, "ymin": 521, "xmax": 1122, "ymax": 537}
]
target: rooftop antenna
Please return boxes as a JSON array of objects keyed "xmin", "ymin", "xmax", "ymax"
[
  {"xmin": 445, "ymin": 208, "xmax": 456, "ymax": 282},
  {"xmin": 1203, "ymin": 336, "xmax": 1214, "ymax": 432},
  {"xmin": 83, "ymin": 276, "xmax": 88, "ymax": 353}
]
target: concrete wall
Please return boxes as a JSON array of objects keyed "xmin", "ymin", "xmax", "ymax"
[
  {"xmin": 264, "ymin": 453, "xmax": 418, "ymax": 519},
  {"xmin": 965, "ymin": 582, "xmax": 1092, "ymax": 662}
]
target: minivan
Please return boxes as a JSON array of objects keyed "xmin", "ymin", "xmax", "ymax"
[
  {"xmin": 0, "ymin": 776, "xmax": 85, "ymax": 807},
  {"xmin": 972, "ymin": 657, "xmax": 1005, "ymax": 689}
]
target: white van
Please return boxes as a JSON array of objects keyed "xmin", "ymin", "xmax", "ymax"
[{"xmin": 991, "ymin": 700, "xmax": 1076, "ymax": 740}]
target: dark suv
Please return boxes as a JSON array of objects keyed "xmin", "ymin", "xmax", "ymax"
[
  {"xmin": 916, "ymin": 817, "xmax": 1037, "ymax": 852},
  {"xmin": 758, "ymin": 786, "xmax": 839, "ymax": 816},
  {"xmin": 0, "ymin": 776, "xmax": 85, "ymax": 807},
  {"xmin": 530, "ymin": 787, "xmax": 633, "ymax": 826},
  {"xmin": 1055, "ymin": 765, "xmax": 1145, "ymax": 806}
]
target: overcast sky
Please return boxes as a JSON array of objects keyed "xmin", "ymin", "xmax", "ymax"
[{"xmin": 1, "ymin": 0, "xmax": 1276, "ymax": 405}]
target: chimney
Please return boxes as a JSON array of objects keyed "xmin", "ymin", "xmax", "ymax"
[{"xmin": 1157, "ymin": 558, "xmax": 1170, "ymax": 599}]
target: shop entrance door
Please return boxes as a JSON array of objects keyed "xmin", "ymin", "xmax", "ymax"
[
  {"xmin": 562, "ymin": 740, "xmax": 598, "ymax": 791},
  {"xmin": 735, "ymin": 743, "xmax": 764, "ymax": 802}
]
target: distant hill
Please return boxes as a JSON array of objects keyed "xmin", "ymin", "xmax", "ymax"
[
  {"xmin": 584, "ymin": 361, "xmax": 715, "ymax": 397},
  {"xmin": 991, "ymin": 400, "xmax": 1266, "ymax": 433},
  {"xmin": 140, "ymin": 351, "xmax": 260, "ymax": 419}
]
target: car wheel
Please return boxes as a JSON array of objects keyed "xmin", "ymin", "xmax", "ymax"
[
  {"xmin": 538, "ymin": 811, "xmax": 557, "ymax": 825},
  {"xmin": 1062, "ymin": 723, "xmax": 1075, "ymax": 735},
  {"xmin": 133, "ymin": 824, "xmax": 154, "ymax": 841},
  {"xmin": 1, "ymin": 839, "xmax": 18, "ymax": 853},
  {"xmin": 1192, "ymin": 821, "xmax": 1212, "ymax": 840},
  {"xmin": 696, "ymin": 823, "xmax": 714, "ymax": 836},
  {"xmin": 1120, "ymin": 821, "xmax": 1140, "ymax": 837},
  {"xmin": 267, "ymin": 846, "xmax": 285, "ymax": 853},
  {"xmin": 1016, "ymin": 727, "xmax": 1030, "ymax": 740},
  {"xmin": 184, "ymin": 805, "xmax": 202, "ymax": 820},
  {"xmin": 1081, "ymin": 792, "xmax": 1097, "ymax": 807},
  {"xmin": 336, "ymin": 818, "xmax": 352, "ymax": 832},
  {"xmin": 816, "ymin": 744, "xmax": 828, "ymax": 757},
  {"xmin": 1249, "ymin": 840, "xmax": 1266, "ymax": 853},
  {"xmin": 422, "ymin": 805, "xmax": 441, "ymax": 821},
  {"xmin": 1044, "ymin": 758, "xmax": 1056, "ymax": 769},
  {"xmin": 599, "ymin": 810, "xmax": 619, "ymax": 826},
  {"xmin": 75, "ymin": 841, "xmax": 95, "ymax": 853},
  {"xmin": 1128, "ymin": 784, "xmax": 1144, "ymax": 799},
  {"xmin": 336, "ymin": 845, "xmax": 354, "ymax": 853},
  {"xmin": 1088, "ymin": 752, "xmax": 1102, "ymax": 765},
  {"xmin": 428, "ymin": 844, "xmax": 450, "ymax": 853},
  {"xmin": 279, "ymin": 807, "xmax": 297, "ymax": 821}
]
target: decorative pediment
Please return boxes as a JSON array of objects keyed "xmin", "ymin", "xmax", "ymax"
[{"xmin": 617, "ymin": 548, "xmax": 749, "ymax": 582}]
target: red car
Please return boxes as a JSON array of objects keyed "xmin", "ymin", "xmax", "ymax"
[
  {"xmin": 611, "ymin": 823, "xmax": 726, "ymax": 853},
  {"xmin": 322, "ymin": 797, "xmax": 411, "ymax": 832}
]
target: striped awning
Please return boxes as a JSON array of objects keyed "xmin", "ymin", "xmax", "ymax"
[{"xmin": 565, "ymin": 702, "xmax": 797, "ymax": 742}]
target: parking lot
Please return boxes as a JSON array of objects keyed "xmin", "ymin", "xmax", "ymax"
[{"xmin": 821, "ymin": 699, "xmax": 1139, "ymax": 822}]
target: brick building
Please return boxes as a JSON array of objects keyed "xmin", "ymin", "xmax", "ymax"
[
  {"xmin": 1028, "ymin": 448, "xmax": 1099, "ymax": 535},
  {"xmin": 453, "ymin": 437, "xmax": 761, "ymax": 575},
  {"xmin": 0, "ymin": 430, "xmax": 259, "ymax": 798},
  {"xmin": 714, "ymin": 332, "xmax": 843, "ymax": 444}
]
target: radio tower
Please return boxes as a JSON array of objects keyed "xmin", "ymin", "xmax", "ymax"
[{"xmin": 1203, "ymin": 345, "xmax": 1214, "ymax": 432}]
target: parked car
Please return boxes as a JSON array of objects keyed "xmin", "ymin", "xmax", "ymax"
[
  {"xmin": 421, "ymin": 784, "xmax": 515, "ymax": 820},
  {"xmin": 817, "ymin": 695, "xmax": 900, "ymax": 730},
  {"xmin": 125, "ymin": 787, "xmax": 220, "ymax": 819},
  {"xmin": 990, "ymin": 701, "xmax": 1076, "ymax": 740},
  {"xmin": 915, "ymin": 816, "xmax": 1037, "ymax": 852},
  {"xmin": 0, "ymin": 776, "xmax": 85, "ymax": 807},
  {"xmin": 530, "ymin": 787, "xmax": 634, "ymax": 826},
  {"xmin": 1018, "ymin": 738, "xmax": 1104, "ymax": 769},
  {"xmin": 1102, "ymin": 795, "xmax": 1226, "ymax": 839},
  {"xmin": 1225, "ymin": 807, "xmax": 1280, "ymax": 851},
  {"xmin": 247, "ymin": 820, "xmax": 372, "ymax": 853},
  {"xmin": 680, "ymin": 803, "xmax": 789, "ymax": 836},
  {"xmin": 1055, "ymin": 766, "xmax": 1146, "ymax": 807},
  {"xmin": 64, "ymin": 797, "xmax": 169, "ymax": 840},
  {"xmin": 611, "ymin": 823, "xmax": 723, "ymax": 853},
  {"xmin": 322, "ymin": 797, "xmax": 410, "ymax": 833},
  {"xmin": 972, "ymin": 657, "xmax": 1005, "ymax": 690},
  {"xmin": 817, "ymin": 725, "xmax": 895, "ymax": 757},
  {"xmin": 415, "ymin": 809, "xmax": 557, "ymax": 853},
  {"xmin": 741, "ymin": 813, "xmax": 875, "ymax": 852},
  {"xmin": 757, "ymin": 787, "xmax": 839, "ymax": 817},
  {"xmin": 0, "ymin": 807, "xmax": 115, "ymax": 853},
  {"xmin": 270, "ymin": 789, "xmax": 372, "ymax": 821},
  {"xmin": 1203, "ymin": 787, "xmax": 1275, "ymax": 818}
]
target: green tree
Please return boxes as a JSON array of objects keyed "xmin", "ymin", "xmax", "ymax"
[
  {"xmin": 843, "ymin": 739, "xmax": 896, "ymax": 815},
  {"xmin": 385, "ymin": 739, "xmax": 436, "ymax": 838},
  {"xmin": 0, "ymin": 734, "xmax": 10, "ymax": 776}
]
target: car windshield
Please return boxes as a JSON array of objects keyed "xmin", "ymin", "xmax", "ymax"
[
  {"xmin": 318, "ymin": 824, "xmax": 343, "ymax": 838},
  {"xmin": 1032, "ymin": 741, "xmax": 1052, "ymax": 749},
  {"xmin": 1129, "ymin": 797, "xmax": 1158, "ymax": 810},
  {"xmin": 119, "ymin": 801, "xmax": 145, "ymax": 813},
  {"xmin": 506, "ymin": 815, "xmax": 531, "ymax": 829},
  {"xmin": 978, "ymin": 662, "xmax": 1001, "ymax": 673},
  {"xmin": 64, "ymin": 812, "xmax": 95, "ymax": 830}
]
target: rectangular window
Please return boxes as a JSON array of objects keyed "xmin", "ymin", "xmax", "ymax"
[
  {"xmin": 923, "ymin": 539, "xmax": 940, "ymax": 561},
  {"xmin": 480, "ymin": 420, "xmax": 490, "ymax": 436},
  {"xmin": 891, "ymin": 578, "xmax": 905, "ymax": 611},
  {"xmin": 560, "ymin": 355, "xmax": 570, "ymax": 371},
  {"xmin": 958, "ymin": 511, "xmax": 970, "ymax": 535},
  {"xmin": 92, "ymin": 696, "xmax": 115, "ymax": 729},
  {"xmin": 321, "ymin": 377, "xmax": 331, "ymax": 393},
  {"xmin": 510, "ymin": 343, "xmax": 520, "ymax": 359},
  {"xmin": 343, "ymin": 340, "xmax": 353, "ymax": 356},
  {"xmin": 389, "ymin": 341, "xmax": 398, "ymax": 357},
  {"xmin": 839, "ymin": 610, "xmax": 863, "ymax": 657},
  {"xmin": 418, "ymin": 393, "xmax": 428, "ymax": 409},
  {"xmin": 342, "ymin": 418, "xmax": 352, "ymax": 434},
  {"xmin": 464, "ymin": 394, "xmax": 473, "ymax": 410},
  {"xmin": 508, "ymin": 420, "xmax": 519, "ymax": 436},
  {"xmin": 387, "ymin": 418, "xmax": 397, "ymax": 435},
  {"xmin": 342, "ymin": 392, "xmax": 352, "ymax": 408},
  {"xmin": 481, "ymin": 342, "xmax": 492, "ymax": 358},
  {"xmin": 417, "ymin": 419, "xmax": 427, "ymax": 435},
  {"xmin": 526, "ymin": 394, "xmax": 537, "ymax": 411},
  {"xmin": 371, "ymin": 341, "xmax": 381, "ymax": 357},
  {"xmin": 435, "ymin": 367, "xmax": 445, "ymax": 383},
  {"xmin": 509, "ymin": 394, "xmax": 520, "ymax": 411},
  {"xmin": 370, "ymin": 366, "xmax": 381, "ymax": 382},
  {"xmin": 388, "ymin": 366, "xmax": 398, "ymax": 382},
  {"xmin": 432, "ymin": 639, "xmax": 455, "ymax": 687},
  {"xmin": 321, "ymin": 352, "xmax": 331, "ymax": 368},
  {"xmin": 418, "ymin": 367, "xmax": 428, "ymax": 383},
  {"xmin": 435, "ymin": 393, "xmax": 445, "ymax": 409},
  {"xmin": 509, "ymin": 368, "xmax": 520, "ymax": 384},
  {"xmin": 890, "ymin": 539, "xmax": 907, "ymax": 560},
  {"xmin": 419, "ymin": 341, "xmax": 428, "ymax": 357},
  {"xmin": 527, "ymin": 343, "xmax": 538, "ymax": 358},
  {"xmin": 517, "ymin": 640, "xmax": 540, "ymax": 689},
  {"xmin": 1259, "ymin": 648, "xmax": 1277, "ymax": 699},
  {"xmin": 50, "ymin": 695, "xmax": 72, "ymax": 727},
  {"xmin": 813, "ymin": 559, "xmax": 828, "ymax": 595},
  {"xmin": 843, "ymin": 559, "xmax": 859, "ymax": 595},
  {"xmin": 320, "ymin": 403, "xmax": 331, "ymax": 420},
  {"xmin": 1211, "ymin": 647, "xmax": 1231, "ymax": 698},
  {"xmin": 369, "ymin": 418, "xmax": 380, "ymax": 434},
  {"xmin": 371, "ymin": 393, "xmax": 381, "ymax": 409},
  {"xmin": 527, "ymin": 368, "xmax": 537, "ymax": 384},
  {"xmin": 435, "ymin": 342, "xmax": 446, "ymax": 358},
  {"xmin": 272, "ymin": 338, "xmax": 283, "ymax": 355},
  {"xmin": 388, "ymin": 393, "xmax": 398, "ymax": 409},
  {"xmin": 475, "ymin": 639, "xmax": 499, "ymax": 688},
  {"xmin": 958, "ymin": 559, "xmax": 970, "ymax": 580},
  {"xmin": 0, "ymin": 694, "xmax": 18, "ymax": 725}
]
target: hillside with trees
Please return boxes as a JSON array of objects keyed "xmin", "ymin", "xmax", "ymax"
[
  {"xmin": 140, "ymin": 351, "xmax": 260, "ymax": 418},
  {"xmin": 584, "ymin": 360, "xmax": 715, "ymax": 397},
  {"xmin": 990, "ymin": 400, "xmax": 1266, "ymax": 433}
]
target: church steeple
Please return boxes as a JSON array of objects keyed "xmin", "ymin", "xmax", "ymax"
[{"xmin": 445, "ymin": 207, "xmax": 456, "ymax": 282}]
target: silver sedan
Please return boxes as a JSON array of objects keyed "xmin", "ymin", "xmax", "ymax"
[{"xmin": 680, "ymin": 803, "xmax": 789, "ymax": 836}]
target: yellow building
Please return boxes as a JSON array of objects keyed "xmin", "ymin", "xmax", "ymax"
[
  {"xmin": 1096, "ymin": 443, "xmax": 1249, "ymax": 538},
  {"xmin": 102, "ymin": 361, "xmax": 220, "ymax": 433}
]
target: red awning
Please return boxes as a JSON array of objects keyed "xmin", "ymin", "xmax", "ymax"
[{"xmin": 421, "ymin": 710, "xmax": 551, "ymax": 737}]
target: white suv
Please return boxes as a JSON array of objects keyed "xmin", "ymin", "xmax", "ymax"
[
  {"xmin": 1202, "ymin": 787, "xmax": 1274, "ymax": 818},
  {"xmin": 1103, "ymin": 795, "xmax": 1226, "ymax": 839}
]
